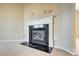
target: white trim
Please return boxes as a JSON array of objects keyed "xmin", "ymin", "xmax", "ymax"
[{"xmin": 0, "ymin": 40, "xmax": 26, "ymax": 42}]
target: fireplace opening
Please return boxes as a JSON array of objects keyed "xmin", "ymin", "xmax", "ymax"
[{"xmin": 29, "ymin": 24, "xmax": 49, "ymax": 46}]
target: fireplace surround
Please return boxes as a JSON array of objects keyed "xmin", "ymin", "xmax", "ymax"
[{"xmin": 21, "ymin": 16, "xmax": 54, "ymax": 53}]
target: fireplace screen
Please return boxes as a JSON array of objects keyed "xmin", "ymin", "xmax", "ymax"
[{"xmin": 32, "ymin": 30, "xmax": 45, "ymax": 41}]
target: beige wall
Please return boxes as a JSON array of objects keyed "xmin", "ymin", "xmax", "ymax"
[
  {"xmin": 0, "ymin": 4, "xmax": 24, "ymax": 41},
  {"xmin": 62, "ymin": 4, "xmax": 75, "ymax": 52},
  {"xmin": 76, "ymin": 11, "xmax": 79, "ymax": 38},
  {"xmin": 24, "ymin": 3, "xmax": 62, "ymax": 19}
]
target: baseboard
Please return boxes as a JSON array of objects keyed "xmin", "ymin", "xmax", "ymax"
[{"xmin": 0, "ymin": 40, "xmax": 27, "ymax": 42}]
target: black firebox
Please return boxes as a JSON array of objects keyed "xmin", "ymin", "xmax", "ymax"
[{"xmin": 29, "ymin": 24, "xmax": 49, "ymax": 47}]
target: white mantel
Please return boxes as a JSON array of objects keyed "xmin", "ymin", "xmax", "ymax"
[{"xmin": 24, "ymin": 16, "xmax": 54, "ymax": 47}]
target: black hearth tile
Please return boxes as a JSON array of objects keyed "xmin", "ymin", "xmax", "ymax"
[
  {"xmin": 20, "ymin": 42, "xmax": 27, "ymax": 45},
  {"xmin": 20, "ymin": 42, "xmax": 53, "ymax": 53}
]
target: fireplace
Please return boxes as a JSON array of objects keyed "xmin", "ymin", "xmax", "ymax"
[{"xmin": 21, "ymin": 16, "xmax": 54, "ymax": 53}]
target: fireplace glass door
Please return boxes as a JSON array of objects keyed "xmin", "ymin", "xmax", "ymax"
[{"xmin": 32, "ymin": 30, "xmax": 45, "ymax": 41}]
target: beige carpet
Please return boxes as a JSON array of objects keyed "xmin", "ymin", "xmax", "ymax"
[
  {"xmin": 0, "ymin": 44, "xmax": 73, "ymax": 56},
  {"xmin": 0, "ymin": 41, "xmax": 77, "ymax": 56}
]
